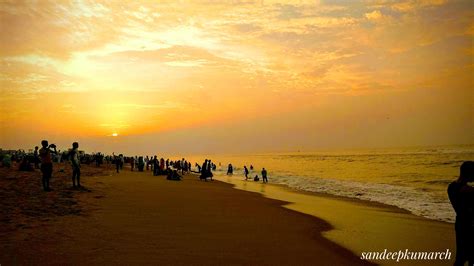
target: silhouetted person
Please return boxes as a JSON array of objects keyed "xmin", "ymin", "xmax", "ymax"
[
  {"xmin": 244, "ymin": 166, "xmax": 249, "ymax": 180},
  {"xmin": 153, "ymin": 156, "xmax": 159, "ymax": 176},
  {"xmin": 119, "ymin": 154, "xmax": 124, "ymax": 170},
  {"xmin": 39, "ymin": 140, "xmax": 57, "ymax": 191},
  {"xmin": 227, "ymin": 164, "xmax": 233, "ymax": 175},
  {"xmin": 69, "ymin": 142, "xmax": 81, "ymax": 188},
  {"xmin": 160, "ymin": 158, "xmax": 165, "ymax": 172},
  {"xmin": 181, "ymin": 158, "xmax": 186, "ymax": 175},
  {"xmin": 262, "ymin": 168, "xmax": 268, "ymax": 183},
  {"xmin": 138, "ymin": 156, "xmax": 145, "ymax": 171},
  {"xmin": 114, "ymin": 153, "xmax": 122, "ymax": 173},
  {"xmin": 19, "ymin": 157, "xmax": 34, "ymax": 171},
  {"xmin": 250, "ymin": 165, "xmax": 253, "ymax": 171},
  {"xmin": 167, "ymin": 169, "xmax": 182, "ymax": 181},
  {"xmin": 196, "ymin": 163, "xmax": 201, "ymax": 173},
  {"xmin": 33, "ymin": 146, "xmax": 39, "ymax": 169},
  {"xmin": 207, "ymin": 160, "xmax": 213, "ymax": 180},
  {"xmin": 253, "ymin": 175, "xmax": 259, "ymax": 181},
  {"xmin": 200, "ymin": 159, "xmax": 212, "ymax": 181},
  {"xmin": 2, "ymin": 153, "xmax": 12, "ymax": 168},
  {"xmin": 201, "ymin": 160, "xmax": 207, "ymax": 176},
  {"xmin": 95, "ymin": 153, "xmax": 103, "ymax": 167},
  {"xmin": 448, "ymin": 161, "xmax": 474, "ymax": 266}
]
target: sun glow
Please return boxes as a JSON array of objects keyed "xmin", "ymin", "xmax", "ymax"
[{"xmin": 0, "ymin": 1, "xmax": 472, "ymax": 154}]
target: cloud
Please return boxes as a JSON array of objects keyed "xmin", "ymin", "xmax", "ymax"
[
  {"xmin": 1, "ymin": 0, "xmax": 472, "ymax": 151},
  {"xmin": 0, "ymin": 57, "xmax": 83, "ymax": 94},
  {"xmin": 365, "ymin": 10, "xmax": 383, "ymax": 20},
  {"xmin": 390, "ymin": 0, "xmax": 447, "ymax": 13},
  {"xmin": 0, "ymin": 1, "xmax": 120, "ymax": 59}
]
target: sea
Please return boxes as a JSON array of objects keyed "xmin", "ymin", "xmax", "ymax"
[{"xmin": 187, "ymin": 145, "xmax": 474, "ymax": 223}]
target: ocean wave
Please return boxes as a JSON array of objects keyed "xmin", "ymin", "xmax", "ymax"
[{"xmin": 215, "ymin": 170, "xmax": 456, "ymax": 223}]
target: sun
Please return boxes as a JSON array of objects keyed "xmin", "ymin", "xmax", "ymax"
[{"xmin": 112, "ymin": 133, "xmax": 118, "ymax": 137}]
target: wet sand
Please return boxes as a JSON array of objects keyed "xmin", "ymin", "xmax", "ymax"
[
  {"xmin": 217, "ymin": 176, "xmax": 456, "ymax": 266},
  {"xmin": 1, "ymin": 165, "xmax": 372, "ymax": 265}
]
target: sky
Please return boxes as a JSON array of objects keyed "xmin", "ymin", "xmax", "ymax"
[{"xmin": 0, "ymin": 0, "xmax": 473, "ymax": 155}]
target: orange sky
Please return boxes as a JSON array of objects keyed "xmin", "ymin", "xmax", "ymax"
[{"xmin": 0, "ymin": 0, "xmax": 473, "ymax": 155}]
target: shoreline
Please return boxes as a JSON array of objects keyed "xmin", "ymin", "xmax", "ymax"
[
  {"xmin": 214, "ymin": 175, "xmax": 455, "ymax": 266},
  {"xmin": 230, "ymin": 179, "xmax": 415, "ymax": 215},
  {"xmin": 1, "ymin": 165, "xmax": 373, "ymax": 265}
]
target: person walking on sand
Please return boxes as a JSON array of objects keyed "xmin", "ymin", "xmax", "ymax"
[
  {"xmin": 448, "ymin": 161, "xmax": 474, "ymax": 266},
  {"xmin": 69, "ymin": 142, "xmax": 81, "ymax": 188},
  {"xmin": 39, "ymin": 140, "xmax": 57, "ymax": 191},
  {"xmin": 262, "ymin": 168, "xmax": 268, "ymax": 183},
  {"xmin": 244, "ymin": 166, "xmax": 249, "ymax": 180}
]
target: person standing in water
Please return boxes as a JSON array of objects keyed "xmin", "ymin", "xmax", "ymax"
[
  {"xmin": 227, "ymin": 164, "xmax": 233, "ymax": 175},
  {"xmin": 207, "ymin": 160, "xmax": 213, "ymax": 180},
  {"xmin": 448, "ymin": 161, "xmax": 474, "ymax": 266},
  {"xmin": 38, "ymin": 140, "xmax": 57, "ymax": 191},
  {"xmin": 261, "ymin": 168, "xmax": 268, "ymax": 183},
  {"xmin": 69, "ymin": 142, "xmax": 81, "ymax": 188},
  {"xmin": 244, "ymin": 166, "xmax": 249, "ymax": 180}
]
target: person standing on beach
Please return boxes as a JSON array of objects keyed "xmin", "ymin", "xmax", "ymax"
[
  {"xmin": 38, "ymin": 140, "xmax": 57, "ymax": 191},
  {"xmin": 262, "ymin": 168, "xmax": 268, "ymax": 183},
  {"xmin": 33, "ymin": 146, "xmax": 40, "ymax": 169},
  {"xmin": 33, "ymin": 146, "xmax": 39, "ymax": 169},
  {"xmin": 244, "ymin": 166, "xmax": 249, "ymax": 180},
  {"xmin": 69, "ymin": 142, "xmax": 81, "ymax": 188},
  {"xmin": 114, "ymin": 153, "xmax": 121, "ymax": 173},
  {"xmin": 200, "ymin": 160, "xmax": 209, "ymax": 180},
  {"xmin": 119, "ymin": 154, "xmax": 124, "ymax": 170},
  {"xmin": 160, "ymin": 158, "xmax": 165, "ymax": 172},
  {"xmin": 131, "ymin": 156, "xmax": 135, "ymax": 171},
  {"xmin": 153, "ymin": 156, "xmax": 159, "ymax": 176},
  {"xmin": 447, "ymin": 161, "xmax": 474, "ymax": 266}
]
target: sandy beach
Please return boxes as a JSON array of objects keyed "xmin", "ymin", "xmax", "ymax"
[
  {"xmin": 1, "ymin": 164, "xmax": 372, "ymax": 265},
  {"xmin": 0, "ymin": 163, "xmax": 457, "ymax": 265}
]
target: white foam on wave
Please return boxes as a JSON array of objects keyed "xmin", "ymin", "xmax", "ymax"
[{"xmin": 214, "ymin": 170, "xmax": 455, "ymax": 223}]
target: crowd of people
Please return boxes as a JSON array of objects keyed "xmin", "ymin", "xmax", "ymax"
[
  {"xmin": 0, "ymin": 141, "xmax": 272, "ymax": 191},
  {"xmin": 227, "ymin": 163, "xmax": 267, "ymax": 183}
]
